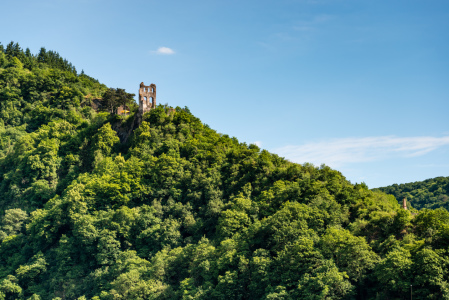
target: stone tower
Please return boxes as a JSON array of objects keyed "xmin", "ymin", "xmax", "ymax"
[
  {"xmin": 402, "ymin": 197, "xmax": 407, "ymax": 210},
  {"xmin": 139, "ymin": 82, "xmax": 156, "ymax": 114}
]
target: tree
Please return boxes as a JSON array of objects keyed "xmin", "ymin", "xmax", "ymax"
[
  {"xmin": 374, "ymin": 247, "xmax": 413, "ymax": 297},
  {"xmin": 116, "ymin": 88, "xmax": 135, "ymax": 113},
  {"xmin": 93, "ymin": 123, "xmax": 119, "ymax": 157},
  {"xmin": 320, "ymin": 227, "xmax": 378, "ymax": 283},
  {"xmin": 412, "ymin": 248, "xmax": 449, "ymax": 298},
  {"xmin": 101, "ymin": 88, "xmax": 135, "ymax": 114},
  {"xmin": 0, "ymin": 209, "xmax": 28, "ymax": 240},
  {"xmin": 0, "ymin": 276, "xmax": 23, "ymax": 300},
  {"xmin": 296, "ymin": 260, "xmax": 354, "ymax": 299}
]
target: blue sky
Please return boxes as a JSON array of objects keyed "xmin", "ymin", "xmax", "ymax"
[{"xmin": 2, "ymin": 0, "xmax": 448, "ymax": 188}]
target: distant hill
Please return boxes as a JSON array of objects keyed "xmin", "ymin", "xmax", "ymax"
[{"xmin": 374, "ymin": 176, "xmax": 449, "ymax": 210}]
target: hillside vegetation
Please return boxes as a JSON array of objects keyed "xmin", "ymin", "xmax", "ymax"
[
  {"xmin": 1, "ymin": 42, "xmax": 449, "ymax": 299},
  {"xmin": 374, "ymin": 176, "xmax": 449, "ymax": 211}
]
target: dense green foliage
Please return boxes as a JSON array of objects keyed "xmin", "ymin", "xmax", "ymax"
[
  {"xmin": 100, "ymin": 88, "xmax": 136, "ymax": 114},
  {"xmin": 1, "ymin": 42, "xmax": 449, "ymax": 299},
  {"xmin": 375, "ymin": 177, "xmax": 449, "ymax": 211}
]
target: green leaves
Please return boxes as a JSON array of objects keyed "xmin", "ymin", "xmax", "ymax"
[
  {"xmin": 96, "ymin": 230, "xmax": 121, "ymax": 266},
  {"xmin": 100, "ymin": 88, "xmax": 135, "ymax": 114},
  {"xmin": 320, "ymin": 227, "xmax": 378, "ymax": 283},
  {"xmin": 93, "ymin": 123, "xmax": 119, "ymax": 157},
  {"xmin": 0, "ymin": 275, "xmax": 22, "ymax": 300},
  {"xmin": 374, "ymin": 247, "xmax": 413, "ymax": 294},
  {"xmin": 375, "ymin": 176, "xmax": 449, "ymax": 210},
  {"xmin": 15, "ymin": 253, "xmax": 47, "ymax": 286},
  {"xmin": 296, "ymin": 260, "xmax": 354, "ymax": 300},
  {"xmin": 2, "ymin": 42, "xmax": 449, "ymax": 299},
  {"xmin": 0, "ymin": 209, "xmax": 28, "ymax": 241},
  {"xmin": 51, "ymin": 86, "xmax": 82, "ymax": 109},
  {"xmin": 217, "ymin": 209, "xmax": 250, "ymax": 239}
]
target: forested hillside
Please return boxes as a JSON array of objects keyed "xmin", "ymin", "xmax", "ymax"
[
  {"xmin": 1, "ymin": 42, "xmax": 449, "ymax": 299},
  {"xmin": 374, "ymin": 176, "xmax": 449, "ymax": 211}
]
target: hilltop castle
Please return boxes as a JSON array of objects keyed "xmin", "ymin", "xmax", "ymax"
[
  {"xmin": 139, "ymin": 82, "xmax": 156, "ymax": 114},
  {"xmin": 135, "ymin": 82, "xmax": 157, "ymax": 125}
]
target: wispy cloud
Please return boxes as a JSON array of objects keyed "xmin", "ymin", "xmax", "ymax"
[
  {"xmin": 253, "ymin": 141, "xmax": 262, "ymax": 147},
  {"xmin": 152, "ymin": 47, "xmax": 175, "ymax": 55},
  {"xmin": 273, "ymin": 136, "xmax": 449, "ymax": 167}
]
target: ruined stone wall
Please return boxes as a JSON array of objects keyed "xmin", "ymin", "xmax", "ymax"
[
  {"xmin": 139, "ymin": 82, "xmax": 156, "ymax": 114},
  {"xmin": 117, "ymin": 105, "xmax": 130, "ymax": 115},
  {"xmin": 136, "ymin": 82, "xmax": 156, "ymax": 126}
]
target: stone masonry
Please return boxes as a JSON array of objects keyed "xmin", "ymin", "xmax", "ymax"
[{"xmin": 139, "ymin": 82, "xmax": 156, "ymax": 114}]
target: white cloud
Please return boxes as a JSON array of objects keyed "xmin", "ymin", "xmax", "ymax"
[
  {"xmin": 273, "ymin": 136, "xmax": 449, "ymax": 167},
  {"xmin": 253, "ymin": 141, "xmax": 262, "ymax": 147},
  {"xmin": 152, "ymin": 47, "xmax": 175, "ymax": 55}
]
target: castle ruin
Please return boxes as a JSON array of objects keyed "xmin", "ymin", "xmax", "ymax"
[{"xmin": 139, "ymin": 82, "xmax": 156, "ymax": 114}]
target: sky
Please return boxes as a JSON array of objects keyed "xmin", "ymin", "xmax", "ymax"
[{"xmin": 1, "ymin": 0, "xmax": 448, "ymax": 188}]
